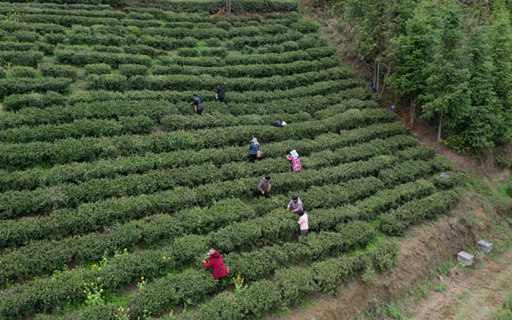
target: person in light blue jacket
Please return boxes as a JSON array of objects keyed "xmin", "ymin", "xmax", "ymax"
[{"xmin": 249, "ymin": 137, "xmax": 260, "ymax": 163}]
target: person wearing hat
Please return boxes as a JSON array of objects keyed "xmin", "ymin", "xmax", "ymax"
[
  {"xmin": 258, "ymin": 175, "xmax": 271, "ymax": 198},
  {"xmin": 203, "ymin": 249, "xmax": 228, "ymax": 279},
  {"xmin": 287, "ymin": 196, "xmax": 304, "ymax": 214},
  {"xmin": 249, "ymin": 137, "xmax": 260, "ymax": 163},
  {"xmin": 190, "ymin": 93, "xmax": 204, "ymax": 115}
]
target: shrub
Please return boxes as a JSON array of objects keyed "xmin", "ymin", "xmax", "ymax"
[
  {"xmin": 13, "ymin": 30, "xmax": 40, "ymax": 42},
  {"xmin": 9, "ymin": 66, "xmax": 37, "ymax": 78},
  {"xmin": 87, "ymin": 74, "xmax": 128, "ymax": 91},
  {"xmin": 93, "ymin": 45, "xmax": 123, "ymax": 53},
  {"xmin": 238, "ymin": 280, "xmax": 281, "ymax": 318},
  {"xmin": 0, "ymin": 108, "xmax": 394, "ymax": 169},
  {"xmin": 124, "ymin": 44, "xmax": 163, "ymax": 58},
  {"xmin": 0, "ymin": 41, "xmax": 34, "ymax": 51},
  {"xmin": 56, "ymin": 50, "xmax": 152, "ymax": 67},
  {"xmin": 0, "ymin": 50, "xmax": 44, "ymax": 67},
  {"xmin": 196, "ymin": 292, "xmax": 243, "ymax": 320},
  {"xmin": 312, "ymin": 256, "xmax": 356, "ymax": 294},
  {"xmin": 290, "ymin": 20, "xmax": 320, "ymax": 33},
  {"xmin": 0, "ymin": 116, "xmax": 154, "ymax": 144},
  {"xmin": 274, "ymin": 267, "xmax": 317, "ymax": 305},
  {"xmin": 38, "ymin": 63, "xmax": 78, "ymax": 80},
  {"xmin": 130, "ymin": 270, "xmax": 216, "ymax": 319},
  {"xmin": 200, "ymin": 47, "xmax": 228, "ymax": 58},
  {"xmin": 118, "ymin": 64, "xmax": 148, "ymax": 77},
  {"xmin": 34, "ymin": 41, "xmax": 54, "ymax": 55},
  {"xmin": 85, "ymin": 63, "xmax": 112, "ymax": 75},
  {"xmin": 368, "ymin": 239, "xmax": 399, "ymax": 272},
  {"xmin": 177, "ymin": 47, "xmax": 198, "ymax": 57},
  {"xmin": 0, "ymin": 122, "xmax": 408, "ymax": 192},
  {"xmin": 44, "ymin": 33, "xmax": 66, "ymax": 44},
  {"xmin": 0, "ymin": 77, "xmax": 71, "ymax": 98},
  {"xmin": 283, "ymin": 40, "xmax": 300, "ymax": 52},
  {"xmin": 2, "ymin": 91, "xmax": 66, "ymax": 111}
]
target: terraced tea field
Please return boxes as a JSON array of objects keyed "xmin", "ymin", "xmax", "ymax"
[{"xmin": 0, "ymin": 2, "xmax": 463, "ymax": 319}]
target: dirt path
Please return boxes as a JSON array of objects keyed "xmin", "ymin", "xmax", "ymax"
[{"xmin": 405, "ymin": 246, "xmax": 512, "ymax": 320}]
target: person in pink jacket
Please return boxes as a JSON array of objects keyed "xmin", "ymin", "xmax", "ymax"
[
  {"xmin": 298, "ymin": 211, "xmax": 308, "ymax": 236},
  {"xmin": 286, "ymin": 154, "xmax": 302, "ymax": 172}
]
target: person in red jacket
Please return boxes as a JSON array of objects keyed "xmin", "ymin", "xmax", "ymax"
[{"xmin": 203, "ymin": 249, "xmax": 228, "ymax": 280}]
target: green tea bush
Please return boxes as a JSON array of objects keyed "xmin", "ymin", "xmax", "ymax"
[
  {"xmin": 124, "ymin": 44, "xmax": 164, "ymax": 58},
  {"xmin": 0, "ymin": 115, "xmax": 154, "ymax": 144},
  {"xmin": 9, "ymin": 66, "xmax": 37, "ymax": 78},
  {"xmin": 85, "ymin": 63, "xmax": 112, "ymax": 75},
  {"xmin": 56, "ymin": 50, "xmax": 152, "ymax": 67},
  {"xmin": 176, "ymin": 47, "xmax": 198, "ymax": 57},
  {"xmin": 0, "ymin": 77, "xmax": 71, "ymax": 98},
  {"xmin": 199, "ymin": 47, "xmax": 228, "ymax": 58},
  {"xmin": 68, "ymin": 81, "xmax": 369, "ymax": 105},
  {"xmin": 274, "ymin": 267, "xmax": 317, "ymax": 306},
  {"xmin": 290, "ymin": 20, "xmax": 320, "ymax": 33},
  {"xmin": 118, "ymin": 64, "xmax": 148, "ymax": 77},
  {"xmin": 0, "ymin": 109, "xmax": 394, "ymax": 169},
  {"xmin": 93, "ymin": 45, "xmax": 123, "ymax": 53},
  {"xmin": 44, "ymin": 32, "xmax": 66, "ymax": 44},
  {"xmin": 0, "ymin": 122, "xmax": 408, "ymax": 192},
  {"xmin": 379, "ymin": 189, "xmax": 463, "ymax": 236},
  {"xmin": 111, "ymin": 70, "xmax": 358, "ymax": 92},
  {"xmin": 152, "ymin": 59, "xmax": 341, "ymax": 78},
  {"xmin": 162, "ymin": 112, "xmax": 311, "ymax": 130},
  {"xmin": 13, "ymin": 30, "xmax": 40, "ymax": 42},
  {"xmin": 0, "ymin": 156, "xmax": 393, "ymax": 248},
  {"xmin": 38, "ymin": 63, "xmax": 78, "ymax": 80},
  {"xmin": 2, "ymin": 91, "xmax": 66, "ymax": 111},
  {"xmin": 0, "ymin": 21, "xmax": 67, "ymax": 35},
  {"xmin": 0, "ymin": 50, "xmax": 44, "ymax": 67},
  {"xmin": 87, "ymin": 74, "xmax": 128, "ymax": 91},
  {"xmin": 0, "ymin": 41, "xmax": 35, "ymax": 51}
]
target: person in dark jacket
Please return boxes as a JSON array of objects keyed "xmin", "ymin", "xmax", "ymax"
[
  {"xmin": 190, "ymin": 93, "xmax": 204, "ymax": 115},
  {"xmin": 216, "ymin": 84, "xmax": 226, "ymax": 103},
  {"xmin": 203, "ymin": 249, "xmax": 228, "ymax": 279},
  {"xmin": 249, "ymin": 137, "xmax": 260, "ymax": 163},
  {"xmin": 258, "ymin": 175, "xmax": 271, "ymax": 198}
]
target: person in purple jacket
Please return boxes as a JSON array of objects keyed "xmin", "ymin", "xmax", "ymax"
[{"xmin": 287, "ymin": 196, "xmax": 304, "ymax": 214}]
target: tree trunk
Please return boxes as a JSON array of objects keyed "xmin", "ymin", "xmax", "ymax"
[
  {"xmin": 226, "ymin": 0, "xmax": 231, "ymax": 15},
  {"xmin": 378, "ymin": 72, "xmax": 387, "ymax": 99},
  {"xmin": 436, "ymin": 114, "xmax": 443, "ymax": 149},
  {"xmin": 374, "ymin": 63, "xmax": 378, "ymax": 89},
  {"xmin": 410, "ymin": 95, "xmax": 415, "ymax": 128},
  {"xmin": 376, "ymin": 62, "xmax": 380, "ymax": 92}
]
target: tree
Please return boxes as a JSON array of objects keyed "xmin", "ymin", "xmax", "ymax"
[
  {"xmin": 490, "ymin": 0, "xmax": 512, "ymax": 143},
  {"xmin": 345, "ymin": 0, "xmax": 397, "ymax": 93},
  {"xmin": 387, "ymin": 1, "xmax": 439, "ymax": 127},
  {"xmin": 447, "ymin": 26, "xmax": 504, "ymax": 154},
  {"xmin": 419, "ymin": 0, "xmax": 471, "ymax": 149}
]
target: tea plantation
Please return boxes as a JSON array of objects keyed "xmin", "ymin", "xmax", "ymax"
[{"xmin": 0, "ymin": 2, "xmax": 463, "ymax": 319}]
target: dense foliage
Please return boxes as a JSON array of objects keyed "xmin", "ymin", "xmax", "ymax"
[{"xmin": 320, "ymin": 0, "xmax": 512, "ymax": 154}]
